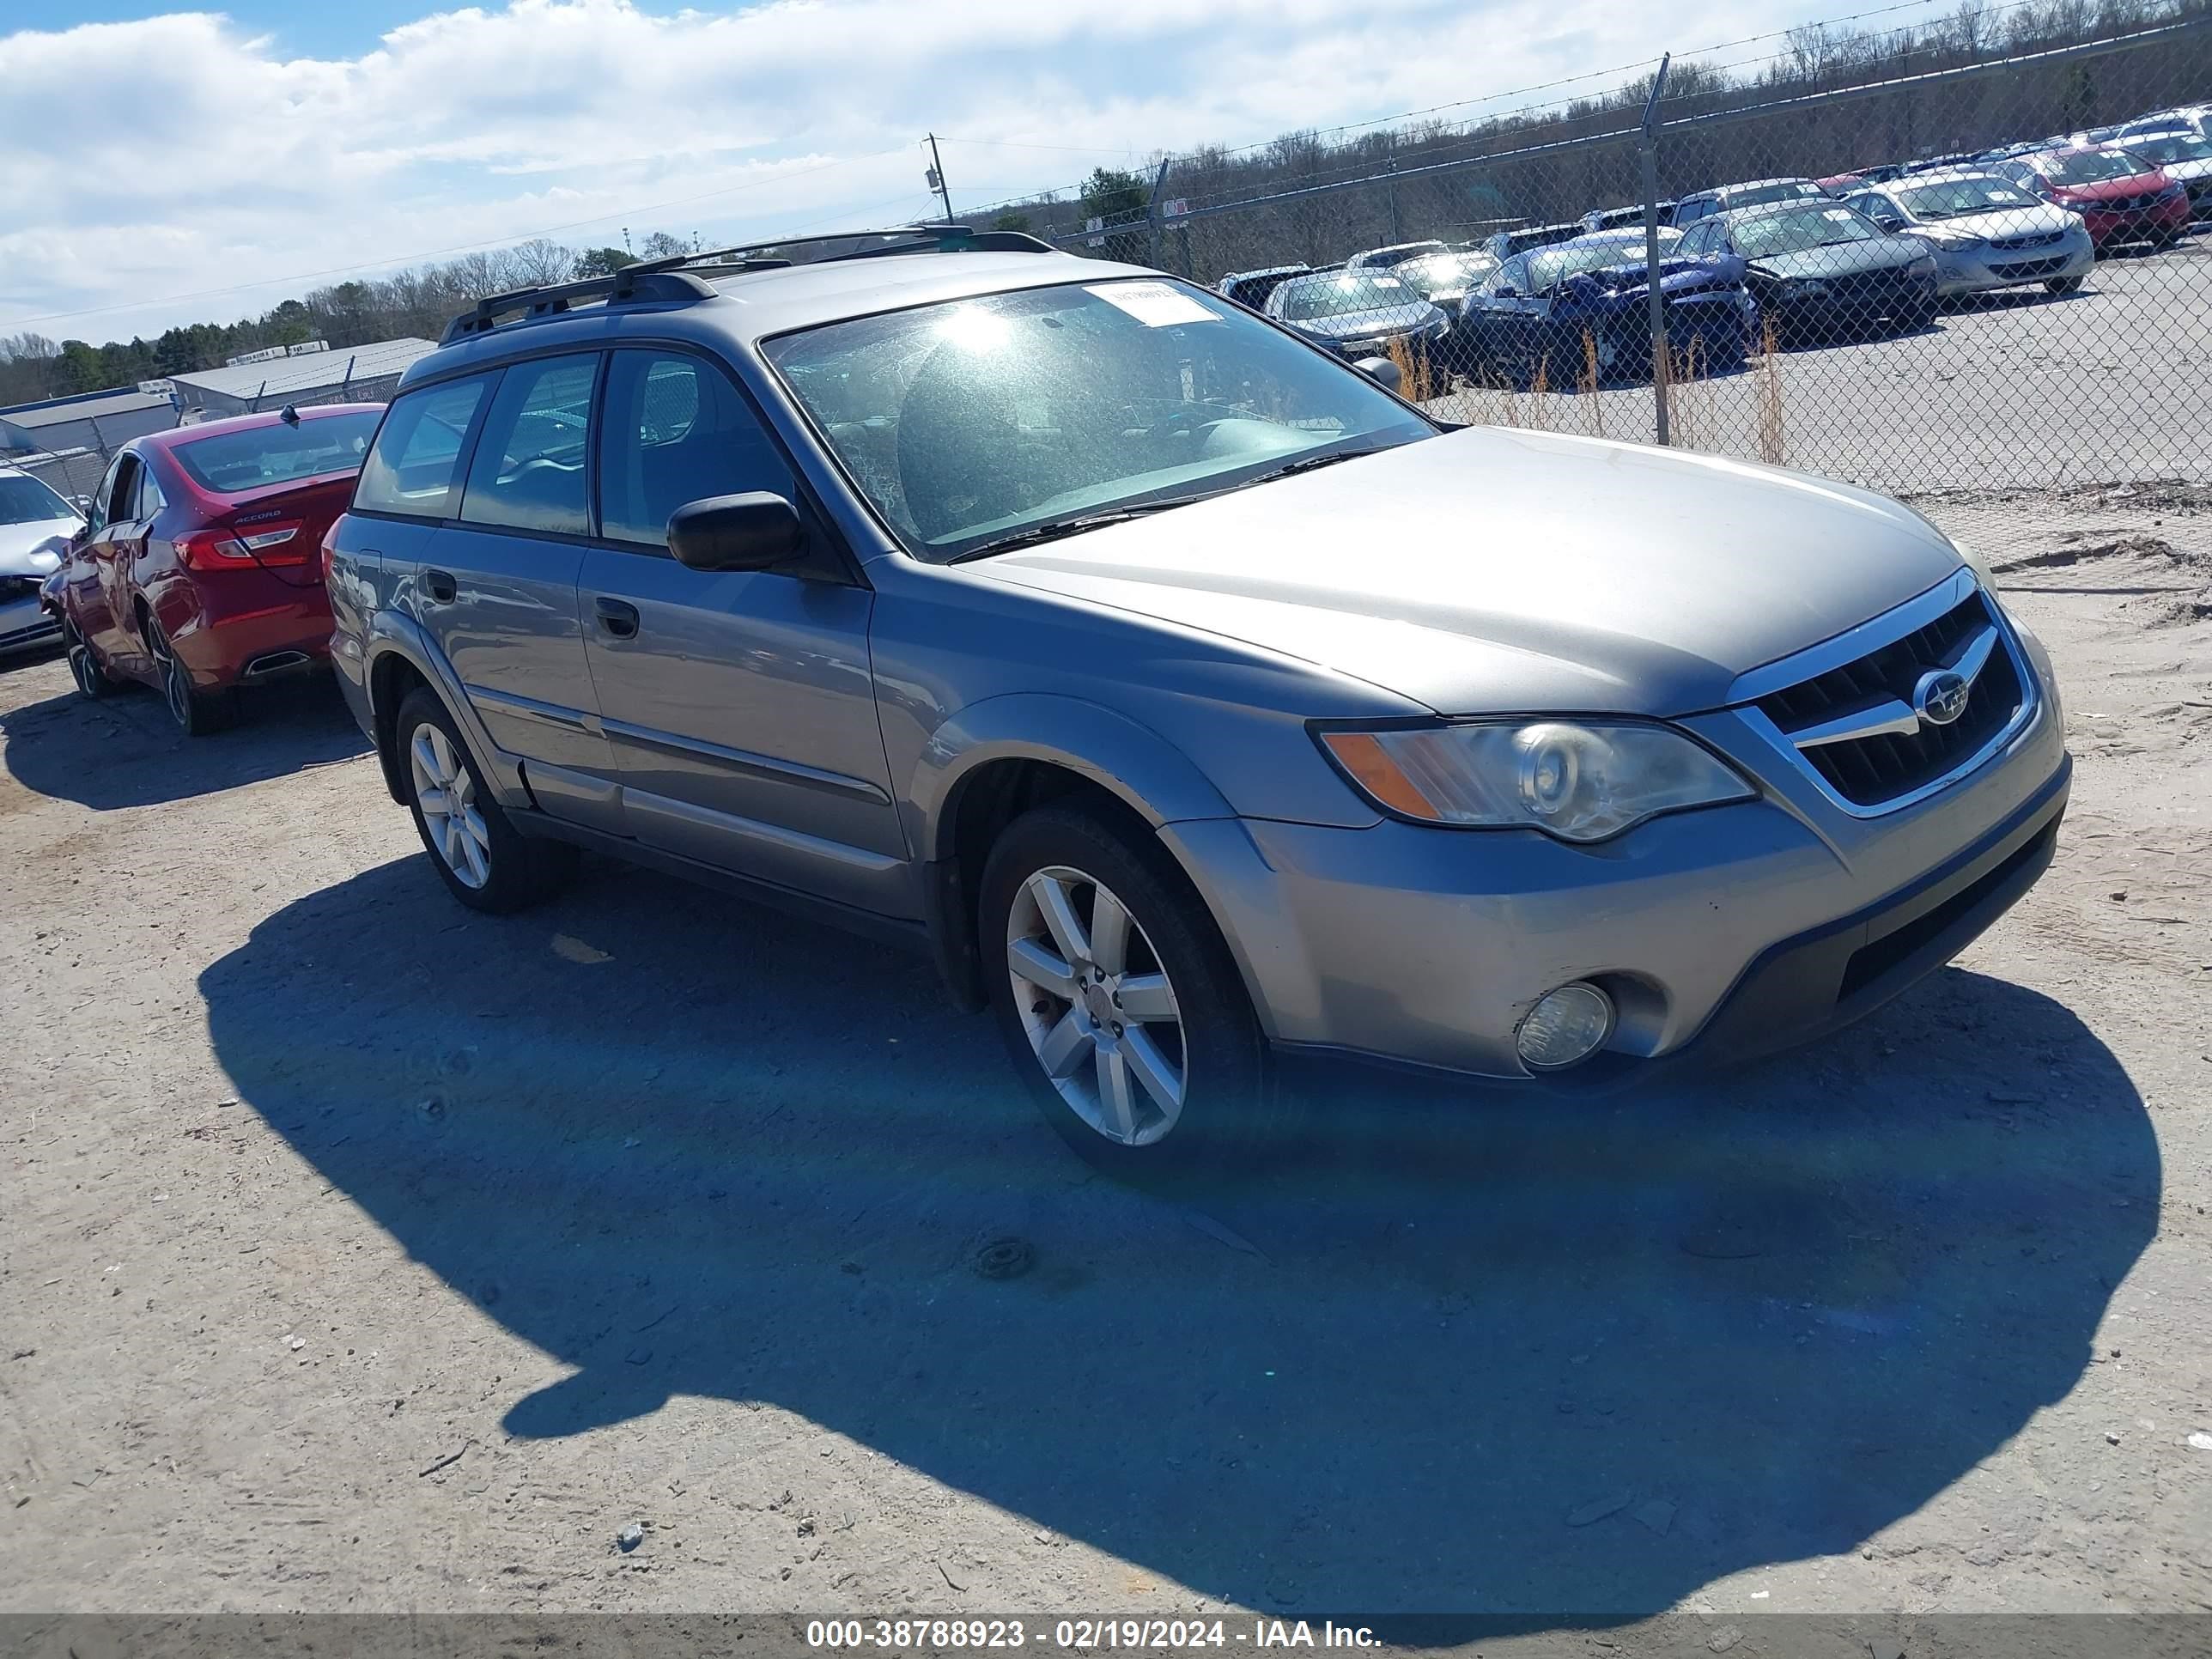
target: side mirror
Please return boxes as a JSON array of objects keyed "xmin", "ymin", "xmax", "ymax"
[
  {"xmin": 1353, "ymin": 356, "xmax": 1403, "ymax": 392},
  {"xmin": 667, "ymin": 492, "xmax": 805, "ymax": 573}
]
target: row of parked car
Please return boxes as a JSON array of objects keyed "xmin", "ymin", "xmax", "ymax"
[
  {"xmin": 2, "ymin": 222, "xmax": 2077, "ymax": 1178},
  {"xmin": 1214, "ymin": 99, "xmax": 2212, "ymax": 388}
]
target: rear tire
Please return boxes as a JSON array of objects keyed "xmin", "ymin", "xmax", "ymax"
[
  {"xmin": 146, "ymin": 613, "xmax": 235, "ymax": 736},
  {"xmin": 395, "ymin": 685, "xmax": 577, "ymax": 914},
  {"xmin": 980, "ymin": 802, "xmax": 1279, "ymax": 1185},
  {"xmin": 63, "ymin": 617, "xmax": 117, "ymax": 701}
]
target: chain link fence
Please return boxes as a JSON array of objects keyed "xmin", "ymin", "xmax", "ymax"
[{"xmin": 1012, "ymin": 4, "xmax": 2212, "ymax": 495}]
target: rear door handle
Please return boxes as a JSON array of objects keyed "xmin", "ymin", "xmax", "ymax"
[
  {"xmin": 594, "ymin": 597, "xmax": 640, "ymax": 640},
  {"xmin": 423, "ymin": 568, "xmax": 458, "ymax": 604}
]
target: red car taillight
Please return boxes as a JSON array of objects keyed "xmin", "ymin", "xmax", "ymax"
[{"xmin": 175, "ymin": 522, "xmax": 311, "ymax": 571}]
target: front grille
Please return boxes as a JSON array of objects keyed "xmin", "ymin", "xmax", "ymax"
[
  {"xmin": 1989, "ymin": 256, "xmax": 2069, "ymax": 277},
  {"xmin": 1989, "ymin": 229, "xmax": 2063, "ymax": 251},
  {"xmin": 1755, "ymin": 592, "xmax": 2027, "ymax": 808},
  {"xmin": 0, "ymin": 574, "xmax": 42, "ymax": 604}
]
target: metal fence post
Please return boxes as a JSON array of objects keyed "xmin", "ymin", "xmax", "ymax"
[
  {"xmin": 1146, "ymin": 159, "xmax": 1172, "ymax": 270},
  {"xmin": 1640, "ymin": 52, "xmax": 1674, "ymax": 447}
]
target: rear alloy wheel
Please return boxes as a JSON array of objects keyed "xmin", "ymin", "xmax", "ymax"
[
  {"xmin": 63, "ymin": 617, "xmax": 117, "ymax": 701},
  {"xmin": 396, "ymin": 685, "xmax": 575, "ymax": 914},
  {"xmin": 146, "ymin": 614, "xmax": 234, "ymax": 736},
  {"xmin": 982, "ymin": 803, "xmax": 1275, "ymax": 1182}
]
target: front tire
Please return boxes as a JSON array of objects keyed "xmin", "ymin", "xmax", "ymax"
[
  {"xmin": 396, "ymin": 686, "xmax": 576, "ymax": 913},
  {"xmin": 981, "ymin": 803, "xmax": 1273, "ymax": 1182},
  {"xmin": 63, "ymin": 617, "xmax": 117, "ymax": 701}
]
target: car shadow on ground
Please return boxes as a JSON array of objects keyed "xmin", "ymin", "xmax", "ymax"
[
  {"xmin": 0, "ymin": 671, "xmax": 368, "ymax": 811},
  {"xmin": 199, "ymin": 854, "xmax": 2157, "ymax": 1623}
]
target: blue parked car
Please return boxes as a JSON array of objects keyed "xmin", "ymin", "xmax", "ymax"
[{"xmin": 1457, "ymin": 227, "xmax": 1759, "ymax": 386}]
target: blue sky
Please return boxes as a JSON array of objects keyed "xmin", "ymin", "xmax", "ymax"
[{"xmin": 0, "ymin": 0, "xmax": 1915, "ymax": 344}]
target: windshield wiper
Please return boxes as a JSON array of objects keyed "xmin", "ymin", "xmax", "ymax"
[
  {"xmin": 1235, "ymin": 443, "xmax": 1393, "ymax": 490},
  {"xmin": 950, "ymin": 499, "xmax": 1197, "ymax": 561}
]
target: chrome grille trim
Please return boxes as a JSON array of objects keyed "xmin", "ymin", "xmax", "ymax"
[{"xmin": 1729, "ymin": 570, "xmax": 2042, "ymax": 819}]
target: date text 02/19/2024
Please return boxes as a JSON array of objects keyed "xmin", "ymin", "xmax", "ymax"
[{"xmin": 803, "ymin": 1620, "xmax": 1384, "ymax": 1650}]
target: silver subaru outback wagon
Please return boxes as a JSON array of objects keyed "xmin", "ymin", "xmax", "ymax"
[{"xmin": 323, "ymin": 226, "xmax": 2069, "ymax": 1176}]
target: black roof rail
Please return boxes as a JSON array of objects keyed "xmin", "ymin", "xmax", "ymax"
[{"xmin": 439, "ymin": 224, "xmax": 1059, "ymax": 346}]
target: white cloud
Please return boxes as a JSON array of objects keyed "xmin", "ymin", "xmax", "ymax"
[{"xmin": 0, "ymin": 0, "xmax": 1803, "ymax": 340}]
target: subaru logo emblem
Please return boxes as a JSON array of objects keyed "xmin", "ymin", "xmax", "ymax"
[{"xmin": 1914, "ymin": 667, "xmax": 1972, "ymax": 727}]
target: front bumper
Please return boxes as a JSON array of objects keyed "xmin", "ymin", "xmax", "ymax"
[
  {"xmin": 2081, "ymin": 195, "xmax": 2191, "ymax": 246},
  {"xmin": 1162, "ymin": 610, "xmax": 2069, "ymax": 1084},
  {"xmin": 1933, "ymin": 234, "xmax": 2095, "ymax": 296},
  {"xmin": 0, "ymin": 595, "xmax": 62, "ymax": 659}
]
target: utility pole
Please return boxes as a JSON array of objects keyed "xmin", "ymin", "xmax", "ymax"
[
  {"xmin": 1638, "ymin": 52, "xmax": 1674, "ymax": 447},
  {"xmin": 926, "ymin": 135, "xmax": 954, "ymax": 222}
]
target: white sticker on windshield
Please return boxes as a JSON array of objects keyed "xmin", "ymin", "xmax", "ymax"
[{"xmin": 1087, "ymin": 281, "xmax": 1221, "ymax": 326}]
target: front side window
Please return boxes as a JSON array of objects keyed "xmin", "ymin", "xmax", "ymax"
[
  {"xmin": 599, "ymin": 350, "xmax": 795, "ymax": 547},
  {"xmin": 103, "ymin": 456, "xmax": 143, "ymax": 531},
  {"xmin": 171, "ymin": 412, "xmax": 380, "ymax": 494},
  {"xmin": 459, "ymin": 354, "xmax": 599, "ymax": 537},
  {"xmin": 355, "ymin": 376, "xmax": 491, "ymax": 520},
  {"xmin": 763, "ymin": 278, "xmax": 1434, "ymax": 561}
]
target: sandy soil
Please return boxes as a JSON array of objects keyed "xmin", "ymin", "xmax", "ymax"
[{"xmin": 1, "ymin": 486, "xmax": 2207, "ymax": 1634}]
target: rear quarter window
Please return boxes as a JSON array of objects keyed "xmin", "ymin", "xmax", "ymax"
[{"xmin": 353, "ymin": 377, "xmax": 493, "ymax": 520}]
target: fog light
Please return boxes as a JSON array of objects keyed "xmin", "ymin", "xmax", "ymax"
[{"xmin": 1516, "ymin": 981, "xmax": 1615, "ymax": 1072}]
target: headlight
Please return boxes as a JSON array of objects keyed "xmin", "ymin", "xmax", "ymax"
[
  {"xmin": 1318, "ymin": 721, "xmax": 1755, "ymax": 843},
  {"xmin": 1954, "ymin": 540, "xmax": 2001, "ymax": 596},
  {"xmin": 1917, "ymin": 228, "xmax": 1983, "ymax": 250}
]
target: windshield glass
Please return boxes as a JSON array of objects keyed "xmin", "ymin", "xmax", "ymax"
[
  {"xmin": 1357, "ymin": 242, "xmax": 1447, "ymax": 268},
  {"xmin": 763, "ymin": 279, "xmax": 1434, "ymax": 561},
  {"xmin": 171, "ymin": 411, "xmax": 381, "ymax": 494},
  {"xmin": 1894, "ymin": 177, "xmax": 2042, "ymax": 217},
  {"xmin": 0, "ymin": 473, "xmax": 77, "ymax": 526},
  {"xmin": 1525, "ymin": 230, "xmax": 1683, "ymax": 289},
  {"xmin": 1395, "ymin": 253, "xmax": 1493, "ymax": 298},
  {"xmin": 2118, "ymin": 133, "xmax": 2211, "ymax": 165},
  {"xmin": 2041, "ymin": 149, "xmax": 2145, "ymax": 184},
  {"xmin": 1731, "ymin": 204, "xmax": 1883, "ymax": 258},
  {"xmin": 1276, "ymin": 273, "xmax": 1412, "ymax": 320}
]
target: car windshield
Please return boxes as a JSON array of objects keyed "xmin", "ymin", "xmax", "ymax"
[
  {"xmin": 1894, "ymin": 177, "xmax": 2042, "ymax": 216},
  {"xmin": 2119, "ymin": 133, "xmax": 2211, "ymax": 165},
  {"xmin": 170, "ymin": 411, "xmax": 381, "ymax": 494},
  {"xmin": 1395, "ymin": 253, "xmax": 1492, "ymax": 298},
  {"xmin": 2040, "ymin": 149, "xmax": 2144, "ymax": 184},
  {"xmin": 1357, "ymin": 243, "xmax": 1447, "ymax": 268},
  {"xmin": 1525, "ymin": 230, "xmax": 1682, "ymax": 289},
  {"xmin": 0, "ymin": 473, "xmax": 76, "ymax": 525},
  {"xmin": 1721, "ymin": 181, "xmax": 1823, "ymax": 210},
  {"xmin": 1730, "ymin": 204, "xmax": 1884, "ymax": 257},
  {"xmin": 763, "ymin": 278, "xmax": 1435, "ymax": 562},
  {"xmin": 1275, "ymin": 273, "xmax": 1412, "ymax": 319}
]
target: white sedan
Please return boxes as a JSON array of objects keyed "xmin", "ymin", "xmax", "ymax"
[{"xmin": 1845, "ymin": 172, "xmax": 2095, "ymax": 299}]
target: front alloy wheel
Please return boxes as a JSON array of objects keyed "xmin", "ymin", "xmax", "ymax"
[
  {"xmin": 981, "ymin": 803, "xmax": 1275, "ymax": 1182},
  {"xmin": 1006, "ymin": 865, "xmax": 1187, "ymax": 1146},
  {"xmin": 409, "ymin": 720, "xmax": 492, "ymax": 890}
]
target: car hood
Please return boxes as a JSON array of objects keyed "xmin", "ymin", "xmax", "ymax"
[
  {"xmin": 0, "ymin": 516, "xmax": 77, "ymax": 576},
  {"xmin": 1748, "ymin": 238, "xmax": 1923, "ymax": 280},
  {"xmin": 1919, "ymin": 201, "xmax": 2079, "ymax": 237},
  {"xmin": 2051, "ymin": 171, "xmax": 2168, "ymax": 202},
  {"xmin": 1287, "ymin": 303, "xmax": 1444, "ymax": 338},
  {"xmin": 972, "ymin": 428, "xmax": 1964, "ymax": 718}
]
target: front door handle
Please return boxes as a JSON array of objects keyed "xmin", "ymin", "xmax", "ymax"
[
  {"xmin": 594, "ymin": 596, "xmax": 640, "ymax": 640},
  {"xmin": 423, "ymin": 568, "xmax": 458, "ymax": 604}
]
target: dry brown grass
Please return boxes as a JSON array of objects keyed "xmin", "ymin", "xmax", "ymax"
[
  {"xmin": 1385, "ymin": 335, "xmax": 1438, "ymax": 405},
  {"xmin": 1755, "ymin": 319, "xmax": 1787, "ymax": 465}
]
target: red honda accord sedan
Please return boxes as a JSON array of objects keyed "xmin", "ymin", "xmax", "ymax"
[
  {"xmin": 1997, "ymin": 146, "xmax": 2192, "ymax": 251},
  {"xmin": 55, "ymin": 404, "xmax": 381, "ymax": 733}
]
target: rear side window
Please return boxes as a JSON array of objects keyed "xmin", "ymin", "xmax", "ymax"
[
  {"xmin": 355, "ymin": 377, "xmax": 491, "ymax": 520},
  {"xmin": 136, "ymin": 468, "xmax": 167, "ymax": 520},
  {"xmin": 597, "ymin": 350, "xmax": 794, "ymax": 548},
  {"xmin": 459, "ymin": 354, "xmax": 599, "ymax": 537}
]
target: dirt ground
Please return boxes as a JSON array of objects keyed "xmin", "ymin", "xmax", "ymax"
[{"xmin": 1, "ymin": 484, "xmax": 2208, "ymax": 1638}]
